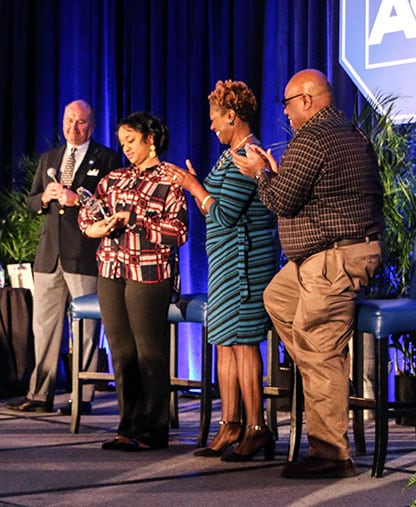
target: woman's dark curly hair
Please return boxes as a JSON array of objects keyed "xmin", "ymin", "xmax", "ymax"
[
  {"xmin": 116, "ymin": 111, "xmax": 169, "ymax": 153},
  {"xmin": 208, "ymin": 80, "xmax": 257, "ymax": 122}
]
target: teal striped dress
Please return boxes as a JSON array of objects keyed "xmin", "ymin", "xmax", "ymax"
[{"xmin": 204, "ymin": 148, "xmax": 279, "ymax": 346}]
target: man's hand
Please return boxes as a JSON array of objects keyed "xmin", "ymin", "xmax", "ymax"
[
  {"xmin": 232, "ymin": 144, "xmax": 279, "ymax": 178},
  {"xmin": 42, "ymin": 182, "xmax": 64, "ymax": 205},
  {"xmin": 58, "ymin": 188, "xmax": 80, "ymax": 207}
]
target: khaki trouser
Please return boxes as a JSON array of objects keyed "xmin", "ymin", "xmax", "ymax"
[
  {"xmin": 29, "ymin": 263, "xmax": 99, "ymax": 405},
  {"xmin": 264, "ymin": 241, "xmax": 381, "ymax": 460}
]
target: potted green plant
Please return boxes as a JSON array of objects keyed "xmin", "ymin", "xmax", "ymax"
[
  {"xmin": 0, "ymin": 155, "xmax": 44, "ymax": 396},
  {"xmin": 354, "ymin": 95, "xmax": 416, "ymax": 298},
  {"xmin": 353, "ymin": 95, "xmax": 416, "ymax": 425},
  {"xmin": 0, "ymin": 155, "xmax": 44, "ymax": 274},
  {"xmin": 403, "ymin": 473, "xmax": 416, "ymax": 507}
]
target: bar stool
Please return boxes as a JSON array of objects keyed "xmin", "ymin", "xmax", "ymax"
[
  {"xmin": 263, "ymin": 329, "xmax": 303, "ymax": 459},
  {"xmin": 347, "ymin": 242, "xmax": 416, "ymax": 477},
  {"xmin": 167, "ymin": 293, "xmax": 213, "ymax": 447},
  {"xmin": 69, "ymin": 292, "xmax": 213, "ymax": 447},
  {"xmin": 281, "ymin": 327, "xmax": 416, "ymax": 476},
  {"xmin": 349, "ymin": 302, "xmax": 416, "ymax": 475}
]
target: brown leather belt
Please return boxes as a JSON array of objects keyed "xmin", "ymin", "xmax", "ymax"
[{"xmin": 332, "ymin": 232, "xmax": 382, "ymax": 248}]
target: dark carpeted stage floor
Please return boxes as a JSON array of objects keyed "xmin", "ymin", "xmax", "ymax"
[{"xmin": 0, "ymin": 390, "xmax": 416, "ymax": 506}]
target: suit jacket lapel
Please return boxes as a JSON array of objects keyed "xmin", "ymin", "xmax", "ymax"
[
  {"xmin": 72, "ymin": 140, "xmax": 99, "ymax": 189},
  {"xmin": 51, "ymin": 146, "xmax": 66, "ymax": 178}
]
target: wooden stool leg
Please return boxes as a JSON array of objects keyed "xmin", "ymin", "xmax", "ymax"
[
  {"xmin": 197, "ymin": 325, "xmax": 212, "ymax": 447},
  {"xmin": 352, "ymin": 330, "xmax": 366, "ymax": 454},
  {"xmin": 288, "ymin": 364, "xmax": 302, "ymax": 462},
  {"xmin": 373, "ymin": 337, "xmax": 389, "ymax": 477},
  {"xmin": 266, "ymin": 329, "xmax": 278, "ymax": 439},
  {"xmin": 70, "ymin": 318, "xmax": 82, "ymax": 434},
  {"xmin": 169, "ymin": 322, "xmax": 179, "ymax": 429}
]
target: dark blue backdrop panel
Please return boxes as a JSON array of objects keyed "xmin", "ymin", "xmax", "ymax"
[{"xmin": 0, "ymin": 0, "xmax": 359, "ymax": 380}]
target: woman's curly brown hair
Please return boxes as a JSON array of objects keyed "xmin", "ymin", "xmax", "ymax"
[{"xmin": 208, "ymin": 80, "xmax": 257, "ymax": 122}]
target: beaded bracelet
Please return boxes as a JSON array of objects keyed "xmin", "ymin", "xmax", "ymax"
[{"xmin": 201, "ymin": 194, "xmax": 212, "ymax": 211}]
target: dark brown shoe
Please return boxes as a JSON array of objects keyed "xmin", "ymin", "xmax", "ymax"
[
  {"xmin": 281, "ymin": 456, "xmax": 357, "ymax": 479},
  {"xmin": 5, "ymin": 397, "xmax": 53, "ymax": 413}
]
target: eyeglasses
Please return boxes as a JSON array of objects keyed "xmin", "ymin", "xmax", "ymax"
[{"xmin": 280, "ymin": 93, "xmax": 311, "ymax": 106}]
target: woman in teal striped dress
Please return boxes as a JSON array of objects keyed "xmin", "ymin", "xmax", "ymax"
[{"xmin": 166, "ymin": 80, "xmax": 278, "ymax": 461}]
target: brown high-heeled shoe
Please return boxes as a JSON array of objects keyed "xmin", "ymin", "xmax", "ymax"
[
  {"xmin": 221, "ymin": 424, "xmax": 275, "ymax": 462},
  {"xmin": 194, "ymin": 420, "xmax": 242, "ymax": 457}
]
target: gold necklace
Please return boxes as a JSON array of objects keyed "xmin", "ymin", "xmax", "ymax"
[
  {"xmin": 231, "ymin": 133, "xmax": 253, "ymax": 151},
  {"xmin": 215, "ymin": 133, "xmax": 253, "ymax": 170}
]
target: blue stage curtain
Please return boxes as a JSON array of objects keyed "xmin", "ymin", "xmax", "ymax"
[{"xmin": 0, "ymin": 0, "xmax": 360, "ymax": 380}]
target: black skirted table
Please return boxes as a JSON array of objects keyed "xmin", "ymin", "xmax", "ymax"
[{"xmin": 0, "ymin": 287, "xmax": 34, "ymax": 398}]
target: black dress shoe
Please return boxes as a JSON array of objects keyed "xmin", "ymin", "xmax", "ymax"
[
  {"xmin": 281, "ymin": 456, "xmax": 357, "ymax": 479},
  {"xmin": 194, "ymin": 420, "xmax": 242, "ymax": 457},
  {"xmin": 102, "ymin": 437, "xmax": 128, "ymax": 450},
  {"xmin": 194, "ymin": 446, "xmax": 228, "ymax": 457},
  {"xmin": 102, "ymin": 437, "xmax": 152, "ymax": 452},
  {"xmin": 5, "ymin": 397, "xmax": 53, "ymax": 413},
  {"xmin": 56, "ymin": 400, "xmax": 92, "ymax": 416},
  {"xmin": 120, "ymin": 440, "xmax": 152, "ymax": 452},
  {"xmin": 220, "ymin": 426, "xmax": 275, "ymax": 462}
]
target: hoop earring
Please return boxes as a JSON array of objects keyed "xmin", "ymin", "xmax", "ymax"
[
  {"xmin": 149, "ymin": 144, "xmax": 157, "ymax": 158},
  {"xmin": 229, "ymin": 120, "xmax": 235, "ymax": 126}
]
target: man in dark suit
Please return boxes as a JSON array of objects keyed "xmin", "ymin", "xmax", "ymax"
[{"xmin": 6, "ymin": 100, "xmax": 121, "ymax": 414}]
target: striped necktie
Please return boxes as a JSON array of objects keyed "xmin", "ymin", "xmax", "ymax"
[{"xmin": 61, "ymin": 147, "xmax": 77, "ymax": 187}]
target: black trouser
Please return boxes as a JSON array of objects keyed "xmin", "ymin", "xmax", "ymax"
[{"xmin": 98, "ymin": 276, "xmax": 172, "ymax": 447}]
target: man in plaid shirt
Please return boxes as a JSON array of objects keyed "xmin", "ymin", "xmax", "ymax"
[{"xmin": 234, "ymin": 69, "xmax": 384, "ymax": 479}]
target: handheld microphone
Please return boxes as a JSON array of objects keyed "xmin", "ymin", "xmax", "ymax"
[
  {"xmin": 47, "ymin": 167, "xmax": 58, "ymax": 183},
  {"xmin": 46, "ymin": 168, "xmax": 65, "ymax": 214}
]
